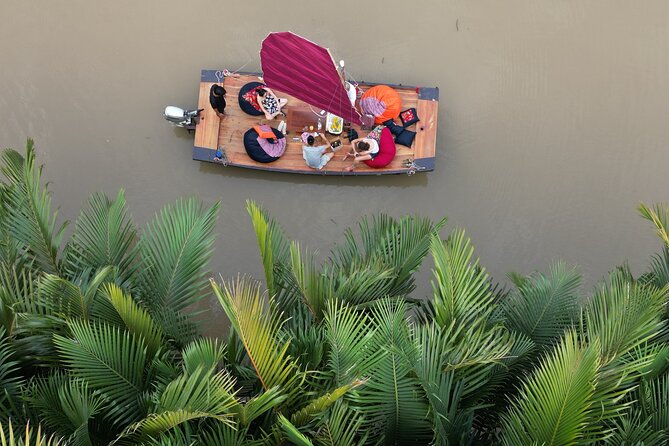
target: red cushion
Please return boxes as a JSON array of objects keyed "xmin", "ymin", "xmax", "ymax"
[{"xmin": 364, "ymin": 127, "xmax": 396, "ymax": 168}]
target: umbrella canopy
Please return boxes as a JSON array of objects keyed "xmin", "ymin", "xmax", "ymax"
[{"xmin": 260, "ymin": 32, "xmax": 362, "ymax": 125}]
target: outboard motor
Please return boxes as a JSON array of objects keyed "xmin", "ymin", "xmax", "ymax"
[{"xmin": 163, "ymin": 106, "xmax": 203, "ymax": 131}]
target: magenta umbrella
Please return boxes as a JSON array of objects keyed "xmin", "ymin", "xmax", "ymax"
[{"xmin": 260, "ymin": 32, "xmax": 362, "ymax": 125}]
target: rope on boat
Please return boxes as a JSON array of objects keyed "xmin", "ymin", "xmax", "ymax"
[
  {"xmin": 402, "ymin": 158, "xmax": 425, "ymax": 176},
  {"xmin": 213, "ymin": 146, "xmax": 229, "ymax": 166}
]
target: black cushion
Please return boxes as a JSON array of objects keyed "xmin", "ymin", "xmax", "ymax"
[
  {"xmin": 238, "ymin": 82, "xmax": 266, "ymax": 116},
  {"xmin": 395, "ymin": 128, "xmax": 416, "ymax": 148},
  {"xmin": 383, "ymin": 119, "xmax": 405, "ymax": 136},
  {"xmin": 244, "ymin": 128, "xmax": 284, "ymax": 163}
]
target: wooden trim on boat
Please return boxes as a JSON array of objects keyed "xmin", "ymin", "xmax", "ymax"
[{"xmin": 193, "ymin": 70, "xmax": 439, "ymax": 176}]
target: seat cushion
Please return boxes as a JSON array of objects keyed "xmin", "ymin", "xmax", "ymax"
[
  {"xmin": 238, "ymin": 82, "xmax": 266, "ymax": 116},
  {"xmin": 364, "ymin": 127, "xmax": 396, "ymax": 168},
  {"xmin": 395, "ymin": 128, "xmax": 416, "ymax": 148},
  {"xmin": 400, "ymin": 107, "xmax": 420, "ymax": 127},
  {"xmin": 244, "ymin": 127, "xmax": 286, "ymax": 163},
  {"xmin": 359, "ymin": 85, "xmax": 402, "ymax": 125}
]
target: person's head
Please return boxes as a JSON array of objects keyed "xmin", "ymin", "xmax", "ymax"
[
  {"xmin": 212, "ymin": 85, "xmax": 226, "ymax": 96},
  {"xmin": 357, "ymin": 141, "xmax": 370, "ymax": 152},
  {"xmin": 257, "ymin": 88, "xmax": 266, "ymax": 97},
  {"xmin": 306, "ymin": 135, "xmax": 315, "ymax": 146}
]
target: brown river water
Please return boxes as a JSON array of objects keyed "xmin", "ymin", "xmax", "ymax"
[{"xmin": 1, "ymin": 1, "xmax": 668, "ymax": 334}]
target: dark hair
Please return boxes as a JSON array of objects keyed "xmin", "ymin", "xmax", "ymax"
[
  {"xmin": 307, "ymin": 135, "xmax": 315, "ymax": 146},
  {"xmin": 212, "ymin": 85, "xmax": 226, "ymax": 96},
  {"xmin": 357, "ymin": 141, "xmax": 370, "ymax": 152},
  {"xmin": 257, "ymin": 89, "xmax": 266, "ymax": 97}
]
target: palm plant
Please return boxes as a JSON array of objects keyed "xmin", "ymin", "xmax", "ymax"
[{"xmin": 5, "ymin": 139, "xmax": 669, "ymax": 445}]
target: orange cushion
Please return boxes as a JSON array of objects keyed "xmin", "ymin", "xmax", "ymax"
[
  {"xmin": 360, "ymin": 85, "xmax": 402, "ymax": 125},
  {"xmin": 253, "ymin": 125, "xmax": 275, "ymax": 139}
]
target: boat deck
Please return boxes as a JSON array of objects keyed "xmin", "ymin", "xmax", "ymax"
[{"xmin": 193, "ymin": 71, "xmax": 438, "ymax": 176}]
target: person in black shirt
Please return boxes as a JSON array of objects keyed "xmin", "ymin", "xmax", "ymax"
[{"xmin": 209, "ymin": 84, "xmax": 226, "ymax": 117}]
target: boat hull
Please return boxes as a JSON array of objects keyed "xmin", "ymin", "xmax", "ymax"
[{"xmin": 193, "ymin": 70, "xmax": 438, "ymax": 176}]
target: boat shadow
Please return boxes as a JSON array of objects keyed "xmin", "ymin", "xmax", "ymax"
[{"xmin": 196, "ymin": 162, "xmax": 429, "ymax": 189}]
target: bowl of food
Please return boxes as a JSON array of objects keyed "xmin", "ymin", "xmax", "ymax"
[{"xmin": 326, "ymin": 113, "xmax": 343, "ymax": 135}]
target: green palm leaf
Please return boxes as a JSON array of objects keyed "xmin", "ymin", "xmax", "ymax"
[
  {"xmin": 290, "ymin": 380, "xmax": 364, "ymax": 428},
  {"xmin": 212, "ymin": 277, "xmax": 303, "ymax": 399},
  {"xmin": 313, "ymin": 402, "xmax": 367, "ymax": 446},
  {"xmin": 501, "ymin": 330, "xmax": 600, "ymax": 446},
  {"xmin": 288, "ymin": 242, "xmax": 333, "ymax": 320},
  {"xmin": 102, "ymin": 284, "xmax": 164, "ymax": 359},
  {"xmin": 1, "ymin": 140, "xmax": 66, "ymax": 275},
  {"xmin": 278, "ymin": 414, "xmax": 314, "ymax": 446},
  {"xmin": 351, "ymin": 300, "xmax": 431, "ymax": 444},
  {"xmin": 65, "ymin": 190, "xmax": 138, "ymax": 281},
  {"xmin": 246, "ymin": 200, "xmax": 291, "ymax": 300},
  {"xmin": 119, "ymin": 366, "xmax": 237, "ymax": 443},
  {"xmin": 53, "ymin": 321, "xmax": 150, "ymax": 426},
  {"xmin": 323, "ymin": 300, "xmax": 380, "ymax": 387},
  {"xmin": 639, "ymin": 202, "xmax": 669, "ymax": 248},
  {"xmin": 37, "ymin": 267, "xmax": 112, "ymax": 321},
  {"xmin": 0, "ymin": 328, "xmax": 22, "ymax": 420},
  {"xmin": 180, "ymin": 337, "xmax": 225, "ymax": 374},
  {"xmin": 138, "ymin": 198, "xmax": 219, "ymax": 316},
  {"xmin": 430, "ymin": 230, "xmax": 494, "ymax": 331},
  {"xmin": 583, "ymin": 273, "xmax": 667, "ymax": 362},
  {"xmin": 230, "ymin": 386, "xmax": 287, "ymax": 426},
  {"xmin": 503, "ymin": 261, "xmax": 581, "ymax": 349},
  {"xmin": 27, "ymin": 373, "xmax": 104, "ymax": 446}
]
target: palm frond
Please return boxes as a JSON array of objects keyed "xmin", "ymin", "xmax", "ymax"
[
  {"xmin": 26, "ymin": 372, "xmax": 104, "ymax": 446},
  {"xmin": 639, "ymin": 202, "xmax": 669, "ymax": 248},
  {"xmin": 37, "ymin": 267, "xmax": 112, "ymax": 321},
  {"xmin": 502, "ymin": 261, "xmax": 582, "ymax": 349},
  {"xmin": 0, "ymin": 420, "xmax": 63, "ymax": 446},
  {"xmin": 119, "ymin": 367, "xmax": 237, "ymax": 443},
  {"xmin": 583, "ymin": 273, "xmax": 667, "ymax": 362},
  {"xmin": 430, "ymin": 230, "xmax": 494, "ymax": 331},
  {"xmin": 277, "ymin": 415, "xmax": 314, "ymax": 446},
  {"xmin": 212, "ymin": 276, "xmax": 303, "ymax": 399},
  {"xmin": 180, "ymin": 338, "xmax": 225, "ymax": 374},
  {"xmin": 102, "ymin": 284, "xmax": 164, "ymax": 359},
  {"xmin": 313, "ymin": 402, "xmax": 367, "ymax": 446},
  {"xmin": 501, "ymin": 330, "xmax": 601, "ymax": 446},
  {"xmin": 323, "ymin": 300, "xmax": 379, "ymax": 387},
  {"xmin": 230, "ymin": 386, "xmax": 287, "ymax": 426},
  {"xmin": 138, "ymin": 198, "xmax": 219, "ymax": 316},
  {"xmin": 246, "ymin": 200, "xmax": 291, "ymax": 300},
  {"xmin": 65, "ymin": 190, "xmax": 138, "ymax": 282},
  {"xmin": 287, "ymin": 242, "xmax": 332, "ymax": 320},
  {"xmin": 290, "ymin": 380, "xmax": 364, "ymax": 428},
  {"xmin": 0, "ymin": 328, "xmax": 23, "ymax": 420},
  {"xmin": 351, "ymin": 299, "xmax": 432, "ymax": 443},
  {"xmin": 1, "ymin": 140, "xmax": 66, "ymax": 275},
  {"xmin": 53, "ymin": 321, "xmax": 150, "ymax": 426}
]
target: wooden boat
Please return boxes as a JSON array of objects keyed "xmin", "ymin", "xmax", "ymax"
[{"xmin": 192, "ymin": 34, "xmax": 439, "ymax": 176}]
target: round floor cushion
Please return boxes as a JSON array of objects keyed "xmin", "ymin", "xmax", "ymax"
[
  {"xmin": 238, "ymin": 81, "xmax": 266, "ymax": 116},
  {"xmin": 244, "ymin": 127, "xmax": 286, "ymax": 163},
  {"xmin": 364, "ymin": 127, "xmax": 396, "ymax": 168},
  {"xmin": 359, "ymin": 85, "xmax": 402, "ymax": 125}
]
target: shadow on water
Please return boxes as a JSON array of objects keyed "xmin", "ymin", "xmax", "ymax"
[{"xmin": 196, "ymin": 159, "xmax": 430, "ymax": 190}]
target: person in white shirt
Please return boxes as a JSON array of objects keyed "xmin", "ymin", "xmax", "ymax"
[{"xmin": 342, "ymin": 137, "xmax": 380, "ymax": 171}]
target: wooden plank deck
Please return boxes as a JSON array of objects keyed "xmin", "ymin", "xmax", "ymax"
[{"xmin": 193, "ymin": 71, "xmax": 438, "ymax": 176}]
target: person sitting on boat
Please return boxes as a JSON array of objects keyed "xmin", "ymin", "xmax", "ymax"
[
  {"xmin": 302, "ymin": 133, "xmax": 336, "ymax": 171},
  {"xmin": 256, "ymin": 88, "xmax": 287, "ymax": 120},
  {"xmin": 342, "ymin": 136, "xmax": 380, "ymax": 171},
  {"xmin": 209, "ymin": 84, "xmax": 227, "ymax": 117}
]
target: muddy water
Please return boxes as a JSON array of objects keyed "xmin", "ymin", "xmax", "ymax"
[{"xmin": 1, "ymin": 1, "xmax": 668, "ymax": 333}]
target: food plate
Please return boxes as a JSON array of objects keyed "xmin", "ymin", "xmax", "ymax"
[{"xmin": 326, "ymin": 113, "xmax": 343, "ymax": 135}]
